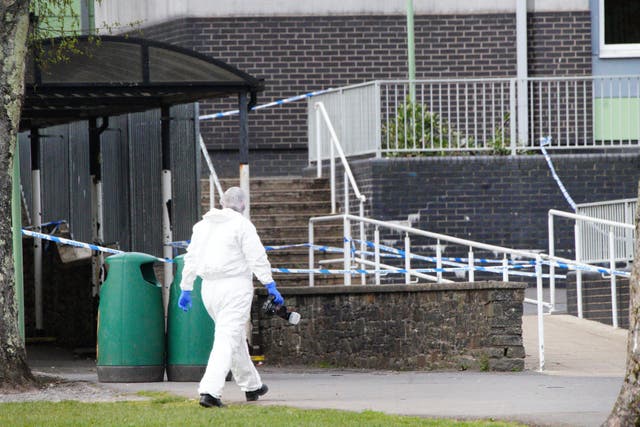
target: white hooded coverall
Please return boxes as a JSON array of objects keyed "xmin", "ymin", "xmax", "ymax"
[{"xmin": 180, "ymin": 207, "xmax": 273, "ymax": 398}]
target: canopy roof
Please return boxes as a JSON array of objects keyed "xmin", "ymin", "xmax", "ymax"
[{"xmin": 21, "ymin": 35, "xmax": 264, "ymax": 130}]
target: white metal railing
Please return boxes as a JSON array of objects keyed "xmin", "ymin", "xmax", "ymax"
[
  {"xmin": 575, "ymin": 198, "xmax": 637, "ymax": 264},
  {"xmin": 548, "ymin": 209, "xmax": 635, "ymax": 328},
  {"xmin": 199, "ymin": 134, "xmax": 224, "ymax": 209},
  {"xmin": 307, "ymin": 213, "xmax": 632, "ymax": 371},
  {"xmin": 313, "ymin": 101, "xmax": 367, "ymax": 286},
  {"xmin": 307, "ymin": 76, "xmax": 640, "ymax": 158}
]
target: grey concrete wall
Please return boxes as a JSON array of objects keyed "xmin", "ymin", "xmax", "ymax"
[{"xmin": 254, "ymin": 282, "xmax": 526, "ymax": 371}]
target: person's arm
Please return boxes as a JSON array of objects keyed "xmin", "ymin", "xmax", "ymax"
[
  {"xmin": 178, "ymin": 222, "xmax": 207, "ymax": 312},
  {"xmin": 240, "ymin": 221, "xmax": 274, "ymax": 285},
  {"xmin": 240, "ymin": 220, "xmax": 283, "ymax": 304},
  {"xmin": 179, "ymin": 223, "xmax": 205, "ymax": 292}
]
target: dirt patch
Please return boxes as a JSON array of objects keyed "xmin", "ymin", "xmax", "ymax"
[{"xmin": 0, "ymin": 375, "xmax": 144, "ymax": 403}]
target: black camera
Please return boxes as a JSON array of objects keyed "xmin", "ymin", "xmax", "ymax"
[{"xmin": 262, "ymin": 296, "xmax": 301, "ymax": 325}]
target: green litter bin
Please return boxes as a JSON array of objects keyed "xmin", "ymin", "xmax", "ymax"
[
  {"xmin": 97, "ymin": 252, "xmax": 165, "ymax": 382},
  {"xmin": 166, "ymin": 255, "xmax": 214, "ymax": 381}
]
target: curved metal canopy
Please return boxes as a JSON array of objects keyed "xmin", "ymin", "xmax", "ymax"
[{"xmin": 21, "ymin": 35, "xmax": 264, "ymax": 131}]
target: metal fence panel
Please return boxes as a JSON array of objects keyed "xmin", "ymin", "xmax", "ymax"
[
  {"xmin": 102, "ymin": 115, "xmax": 131, "ymax": 251},
  {"xmin": 40, "ymin": 125, "xmax": 70, "ymax": 227},
  {"xmin": 576, "ymin": 198, "xmax": 637, "ymax": 263},
  {"xmin": 170, "ymin": 103, "xmax": 201, "ymax": 243},
  {"xmin": 67, "ymin": 121, "xmax": 91, "ymax": 243},
  {"xmin": 128, "ymin": 109, "xmax": 163, "ymax": 256},
  {"xmin": 308, "ymin": 76, "xmax": 640, "ymax": 161},
  {"xmin": 308, "ymin": 82, "xmax": 380, "ymax": 162},
  {"xmin": 379, "ymin": 80, "xmax": 513, "ymax": 154}
]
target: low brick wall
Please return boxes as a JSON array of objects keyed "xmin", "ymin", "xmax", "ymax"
[
  {"xmin": 567, "ymin": 272, "xmax": 631, "ymax": 329},
  {"xmin": 254, "ymin": 282, "xmax": 525, "ymax": 372}
]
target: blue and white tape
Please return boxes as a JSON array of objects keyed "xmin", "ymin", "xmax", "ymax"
[
  {"xmin": 540, "ymin": 136, "xmax": 577, "ymax": 211},
  {"xmin": 22, "ymin": 229, "xmax": 173, "ymax": 264},
  {"xmin": 199, "ymin": 89, "xmax": 332, "ymax": 121},
  {"xmin": 542, "ymin": 259, "xmax": 630, "ymax": 278}
]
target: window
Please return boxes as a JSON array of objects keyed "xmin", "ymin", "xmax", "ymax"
[{"xmin": 599, "ymin": 0, "xmax": 640, "ymax": 57}]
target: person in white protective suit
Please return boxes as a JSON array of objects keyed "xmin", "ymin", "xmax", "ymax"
[{"xmin": 177, "ymin": 186, "xmax": 284, "ymax": 408}]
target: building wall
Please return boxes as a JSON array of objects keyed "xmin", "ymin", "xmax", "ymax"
[
  {"xmin": 96, "ymin": 1, "xmax": 589, "ymax": 27},
  {"xmin": 137, "ymin": 11, "xmax": 591, "ymax": 177},
  {"xmin": 342, "ymin": 153, "xmax": 640, "ymax": 257},
  {"xmin": 567, "ymin": 272, "xmax": 631, "ymax": 328}
]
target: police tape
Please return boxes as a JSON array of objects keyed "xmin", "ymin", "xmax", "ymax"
[
  {"xmin": 28, "ymin": 229, "xmax": 622, "ymax": 278},
  {"xmin": 168, "ymin": 241, "xmax": 345, "ymax": 254},
  {"xmin": 199, "ymin": 89, "xmax": 333, "ymax": 121},
  {"xmin": 540, "ymin": 136, "xmax": 577, "ymax": 211},
  {"xmin": 354, "ymin": 239, "xmax": 534, "ymax": 266},
  {"xmin": 22, "ymin": 229, "xmax": 173, "ymax": 264},
  {"xmin": 272, "ymin": 265, "xmax": 563, "ymax": 278},
  {"xmin": 541, "ymin": 259, "xmax": 630, "ymax": 278},
  {"xmin": 352, "ymin": 238, "xmax": 625, "ymax": 277}
]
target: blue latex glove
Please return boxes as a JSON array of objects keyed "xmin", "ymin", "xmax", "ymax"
[
  {"xmin": 265, "ymin": 281, "xmax": 284, "ymax": 305},
  {"xmin": 178, "ymin": 290, "xmax": 192, "ymax": 312}
]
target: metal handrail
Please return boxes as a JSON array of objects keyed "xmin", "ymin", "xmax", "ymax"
[
  {"xmin": 313, "ymin": 101, "xmax": 367, "ymax": 286},
  {"xmin": 309, "ymin": 212, "xmax": 633, "ymax": 371},
  {"xmin": 308, "ymin": 212, "xmax": 548, "ymax": 371},
  {"xmin": 548, "ymin": 209, "xmax": 635, "ymax": 328},
  {"xmin": 314, "ymin": 101, "xmax": 366, "ymax": 205},
  {"xmin": 199, "ymin": 134, "xmax": 224, "ymax": 209}
]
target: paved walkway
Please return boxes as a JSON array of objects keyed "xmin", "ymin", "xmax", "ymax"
[{"xmin": 28, "ymin": 313, "xmax": 628, "ymax": 427}]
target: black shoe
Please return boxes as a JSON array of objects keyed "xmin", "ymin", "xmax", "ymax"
[
  {"xmin": 245, "ymin": 384, "xmax": 268, "ymax": 401},
  {"xmin": 199, "ymin": 393, "xmax": 225, "ymax": 408}
]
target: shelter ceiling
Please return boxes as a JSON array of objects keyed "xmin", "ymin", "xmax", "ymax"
[{"xmin": 21, "ymin": 36, "xmax": 263, "ymax": 130}]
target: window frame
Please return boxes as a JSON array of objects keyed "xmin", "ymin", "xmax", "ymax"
[{"xmin": 599, "ymin": 0, "xmax": 640, "ymax": 58}]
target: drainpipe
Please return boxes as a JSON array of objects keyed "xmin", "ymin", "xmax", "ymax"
[
  {"xmin": 30, "ymin": 128, "xmax": 43, "ymax": 332},
  {"xmin": 239, "ymin": 92, "xmax": 250, "ymax": 219},
  {"xmin": 239, "ymin": 92, "xmax": 252, "ymax": 346},
  {"xmin": 516, "ymin": 0, "xmax": 529, "ymax": 148},
  {"xmin": 406, "ymin": 0, "xmax": 416, "ymax": 104}
]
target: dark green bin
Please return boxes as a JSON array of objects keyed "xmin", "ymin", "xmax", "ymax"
[
  {"xmin": 166, "ymin": 255, "xmax": 214, "ymax": 381},
  {"xmin": 97, "ymin": 252, "xmax": 165, "ymax": 382}
]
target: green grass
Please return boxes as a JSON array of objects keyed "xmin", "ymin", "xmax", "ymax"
[{"xmin": 0, "ymin": 392, "xmax": 525, "ymax": 427}]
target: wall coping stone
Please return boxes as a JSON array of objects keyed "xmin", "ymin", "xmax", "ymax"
[{"xmin": 257, "ymin": 281, "xmax": 527, "ymax": 296}]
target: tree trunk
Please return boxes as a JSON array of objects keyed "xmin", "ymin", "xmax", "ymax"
[
  {"xmin": 604, "ymin": 182, "xmax": 640, "ymax": 425},
  {"xmin": 0, "ymin": 0, "xmax": 35, "ymax": 390}
]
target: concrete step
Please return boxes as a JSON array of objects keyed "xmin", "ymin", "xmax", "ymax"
[
  {"xmin": 268, "ymin": 250, "xmax": 345, "ymax": 267},
  {"xmin": 250, "ymin": 201, "xmax": 332, "ymax": 216},
  {"xmin": 252, "ymin": 213, "xmax": 337, "ymax": 228},
  {"xmin": 261, "ymin": 230, "xmax": 342, "ymax": 245},
  {"xmin": 215, "ymin": 177, "xmax": 330, "ymax": 191},
  {"xmin": 203, "ymin": 189, "xmax": 332, "ymax": 205}
]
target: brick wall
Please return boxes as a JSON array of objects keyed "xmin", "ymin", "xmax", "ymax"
[
  {"xmin": 138, "ymin": 11, "xmax": 591, "ymax": 177},
  {"xmin": 527, "ymin": 12, "xmax": 592, "ymax": 76},
  {"xmin": 566, "ymin": 272, "xmax": 631, "ymax": 328},
  {"xmin": 339, "ymin": 153, "xmax": 640, "ymax": 258},
  {"xmin": 254, "ymin": 282, "xmax": 526, "ymax": 371}
]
